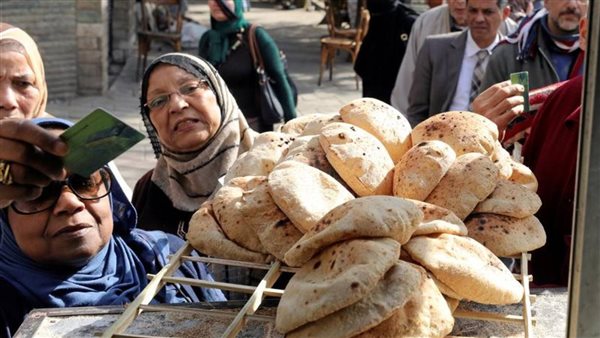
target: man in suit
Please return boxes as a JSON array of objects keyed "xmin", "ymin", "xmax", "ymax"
[
  {"xmin": 389, "ymin": 0, "xmax": 517, "ymax": 114},
  {"xmin": 406, "ymin": 0, "xmax": 510, "ymax": 127}
]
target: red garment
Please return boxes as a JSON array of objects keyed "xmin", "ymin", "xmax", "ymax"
[{"xmin": 523, "ymin": 75, "xmax": 583, "ymax": 286}]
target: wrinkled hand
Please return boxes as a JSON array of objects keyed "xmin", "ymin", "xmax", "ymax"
[
  {"xmin": 0, "ymin": 119, "xmax": 68, "ymax": 203},
  {"xmin": 472, "ymin": 80, "xmax": 525, "ymax": 133}
]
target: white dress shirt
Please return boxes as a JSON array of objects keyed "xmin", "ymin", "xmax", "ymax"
[{"xmin": 449, "ymin": 30, "xmax": 501, "ymax": 111}]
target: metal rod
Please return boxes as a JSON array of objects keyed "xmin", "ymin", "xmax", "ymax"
[{"xmin": 568, "ymin": 2, "xmax": 600, "ymax": 337}]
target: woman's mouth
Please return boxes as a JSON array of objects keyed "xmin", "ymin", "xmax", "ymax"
[
  {"xmin": 174, "ymin": 118, "xmax": 200, "ymax": 132},
  {"xmin": 53, "ymin": 224, "xmax": 93, "ymax": 237}
]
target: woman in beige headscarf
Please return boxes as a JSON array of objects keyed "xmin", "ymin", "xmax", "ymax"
[
  {"xmin": 133, "ymin": 53, "xmax": 256, "ymax": 236},
  {"xmin": 0, "ymin": 23, "xmax": 68, "ymax": 207}
]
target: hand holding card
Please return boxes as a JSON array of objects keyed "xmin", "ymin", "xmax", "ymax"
[
  {"xmin": 60, "ymin": 108, "xmax": 145, "ymax": 176},
  {"xmin": 510, "ymin": 71, "xmax": 529, "ymax": 113}
]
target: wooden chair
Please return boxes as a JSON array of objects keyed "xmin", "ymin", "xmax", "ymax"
[
  {"xmin": 325, "ymin": 3, "xmax": 356, "ymax": 39},
  {"xmin": 136, "ymin": 0, "xmax": 184, "ymax": 79},
  {"xmin": 318, "ymin": 7, "xmax": 370, "ymax": 89}
]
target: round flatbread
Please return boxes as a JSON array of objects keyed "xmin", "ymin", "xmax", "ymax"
[
  {"xmin": 425, "ymin": 153, "xmax": 499, "ymax": 220},
  {"xmin": 212, "ymin": 177, "xmax": 268, "ymax": 253},
  {"xmin": 393, "ymin": 140, "xmax": 456, "ymax": 201},
  {"xmin": 268, "ymin": 161, "xmax": 354, "ymax": 233},
  {"xmin": 319, "ymin": 122, "xmax": 394, "ymax": 196},
  {"xmin": 300, "ymin": 113, "xmax": 343, "ymax": 136},
  {"xmin": 508, "ymin": 160, "xmax": 538, "ymax": 192},
  {"xmin": 235, "ymin": 176, "xmax": 303, "ymax": 261},
  {"xmin": 356, "ymin": 266, "xmax": 454, "ymax": 338},
  {"xmin": 223, "ymin": 132, "xmax": 295, "ymax": 183},
  {"xmin": 491, "ymin": 140, "xmax": 513, "ymax": 179},
  {"xmin": 187, "ymin": 202, "xmax": 271, "ymax": 263},
  {"xmin": 407, "ymin": 199, "xmax": 467, "ymax": 236},
  {"xmin": 281, "ymin": 113, "xmax": 331, "ymax": 135},
  {"xmin": 276, "ymin": 238, "xmax": 401, "ymax": 333},
  {"xmin": 286, "ymin": 261, "xmax": 423, "ymax": 338},
  {"xmin": 465, "ymin": 213, "xmax": 546, "ymax": 257},
  {"xmin": 473, "ymin": 179, "xmax": 542, "ymax": 218},
  {"xmin": 284, "ymin": 196, "xmax": 423, "ymax": 267},
  {"xmin": 339, "ymin": 97, "xmax": 412, "ymax": 163},
  {"xmin": 404, "ymin": 234, "xmax": 523, "ymax": 305},
  {"xmin": 411, "ymin": 111, "xmax": 499, "ymax": 156}
]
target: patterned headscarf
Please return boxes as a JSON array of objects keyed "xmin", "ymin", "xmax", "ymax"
[
  {"xmin": 140, "ymin": 53, "xmax": 256, "ymax": 212},
  {"xmin": 198, "ymin": 0, "xmax": 249, "ymax": 65},
  {"xmin": 0, "ymin": 24, "xmax": 48, "ymax": 118}
]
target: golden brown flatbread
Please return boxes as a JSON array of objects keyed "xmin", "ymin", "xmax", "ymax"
[
  {"xmin": 339, "ymin": 97, "xmax": 412, "ymax": 163},
  {"xmin": 284, "ymin": 196, "xmax": 422, "ymax": 267},
  {"xmin": 276, "ymin": 238, "xmax": 401, "ymax": 333},
  {"xmin": 473, "ymin": 179, "xmax": 542, "ymax": 218},
  {"xmin": 187, "ymin": 202, "xmax": 271, "ymax": 263},
  {"xmin": 425, "ymin": 153, "xmax": 499, "ymax": 220},
  {"xmin": 319, "ymin": 122, "xmax": 394, "ymax": 196},
  {"xmin": 356, "ymin": 265, "xmax": 454, "ymax": 338},
  {"xmin": 465, "ymin": 213, "xmax": 546, "ymax": 257},
  {"xmin": 268, "ymin": 161, "xmax": 354, "ymax": 233},
  {"xmin": 286, "ymin": 261, "xmax": 423, "ymax": 338},
  {"xmin": 404, "ymin": 234, "xmax": 523, "ymax": 305},
  {"xmin": 393, "ymin": 140, "xmax": 456, "ymax": 201},
  {"xmin": 411, "ymin": 111, "xmax": 499, "ymax": 156}
]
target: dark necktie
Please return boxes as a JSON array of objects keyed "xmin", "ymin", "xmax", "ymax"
[{"xmin": 470, "ymin": 49, "xmax": 489, "ymax": 105}]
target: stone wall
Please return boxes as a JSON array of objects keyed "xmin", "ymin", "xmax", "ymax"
[
  {"xmin": 110, "ymin": 0, "xmax": 136, "ymax": 65},
  {"xmin": 1, "ymin": 0, "xmax": 135, "ymax": 98},
  {"xmin": 76, "ymin": 0, "xmax": 109, "ymax": 95},
  {"xmin": 1, "ymin": 0, "xmax": 78, "ymax": 99}
]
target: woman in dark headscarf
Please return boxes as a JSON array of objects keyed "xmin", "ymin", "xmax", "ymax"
[
  {"xmin": 0, "ymin": 117, "xmax": 224, "ymax": 338},
  {"xmin": 198, "ymin": 0, "xmax": 296, "ymax": 132},
  {"xmin": 354, "ymin": 0, "xmax": 418, "ymax": 104},
  {"xmin": 133, "ymin": 53, "xmax": 256, "ymax": 237}
]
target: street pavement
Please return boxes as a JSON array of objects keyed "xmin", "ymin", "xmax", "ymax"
[{"xmin": 47, "ymin": 2, "xmax": 361, "ymax": 189}]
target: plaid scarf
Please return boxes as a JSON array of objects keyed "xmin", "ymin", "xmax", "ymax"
[{"xmin": 503, "ymin": 9, "xmax": 580, "ymax": 62}]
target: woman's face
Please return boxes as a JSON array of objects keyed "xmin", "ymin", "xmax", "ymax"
[
  {"xmin": 0, "ymin": 50, "xmax": 40, "ymax": 119},
  {"xmin": 7, "ymin": 128, "xmax": 114, "ymax": 266},
  {"xmin": 208, "ymin": 0, "xmax": 235, "ymax": 22},
  {"xmin": 147, "ymin": 64, "xmax": 222, "ymax": 152}
]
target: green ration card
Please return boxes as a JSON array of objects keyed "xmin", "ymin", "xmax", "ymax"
[
  {"xmin": 60, "ymin": 108, "xmax": 145, "ymax": 176},
  {"xmin": 510, "ymin": 71, "xmax": 530, "ymax": 113}
]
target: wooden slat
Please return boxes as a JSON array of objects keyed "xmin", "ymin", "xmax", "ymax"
[
  {"xmin": 521, "ymin": 252, "xmax": 534, "ymax": 337},
  {"xmin": 146, "ymin": 274, "xmax": 285, "ymax": 297},
  {"xmin": 221, "ymin": 261, "xmax": 282, "ymax": 338},
  {"xmin": 182, "ymin": 255, "xmax": 299, "ymax": 273},
  {"xmin": 138, "ymin": 304, "xmax": 275, "ymax": 322},
  {"xmin": 102, "ymin": 242, "xmax": 193, "ymax": 338},
  {"xmin": 453, "ymin": 309, "xmax": 534, "ymax": 324},
  {"xmin": 514, "ymin": 273, "xmax": 534, "ymax": 282}
]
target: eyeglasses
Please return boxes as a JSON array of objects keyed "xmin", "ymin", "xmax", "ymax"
[
  {"xmin": 11, "ymin": 168, "xmax": 112, "ymax": 215},
  {"xmin": 144, "ymin": 80, "xmax": 211, "ymax": 112}
]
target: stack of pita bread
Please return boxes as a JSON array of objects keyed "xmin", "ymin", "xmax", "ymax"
[{"xmin": 186, "ymin": 98, "xmax": 547, "ymax": 337}]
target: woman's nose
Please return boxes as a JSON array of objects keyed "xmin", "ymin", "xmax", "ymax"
[
  {"xmin": 168, "ymin": 92, "xmax": 189, "ymax": 114},
  {"xmin": 52, "ymin": 189, "xmax": 86, "ymax": 216},
  {"xmin": 0, "ymin": 84, "xmax": 18, "ymax": 114}
]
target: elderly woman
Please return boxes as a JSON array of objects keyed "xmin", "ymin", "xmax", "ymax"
[
  {"xmin": 0, "ymin": 24, "xmax": 69, "ymax": 207},
  {"xmin": 0, "ymin": 117, "xmax": 225, "ymax": 338},
  {"xmin": 199, "ymin": 0, "xmax": 296, "ymax": 132},
  {"xmin": 132, "ymin": 53, "xmax": 255, "ymax": 236}
]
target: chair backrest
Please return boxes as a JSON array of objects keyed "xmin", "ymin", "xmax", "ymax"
[
  {"xmin": 354, "ymin": 8, "xmax": 370, "ymax": 50},
  {"xmin": 139, "ymin": 0, "xmax": 183, "ymax": 34}
]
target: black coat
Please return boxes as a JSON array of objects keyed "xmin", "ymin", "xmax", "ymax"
[{"xmin": 354, "ymin": 0, "xmax": 418, "ymax": 104}]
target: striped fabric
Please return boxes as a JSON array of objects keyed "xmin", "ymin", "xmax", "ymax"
[{"xmin": 469, "ymin": 49, "xmax": 489, "ymax": 105}]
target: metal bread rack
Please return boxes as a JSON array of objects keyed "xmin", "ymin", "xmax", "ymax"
[{"xmin": 102, "ymin": 243, "xmax": 535, "ymax": 338}]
